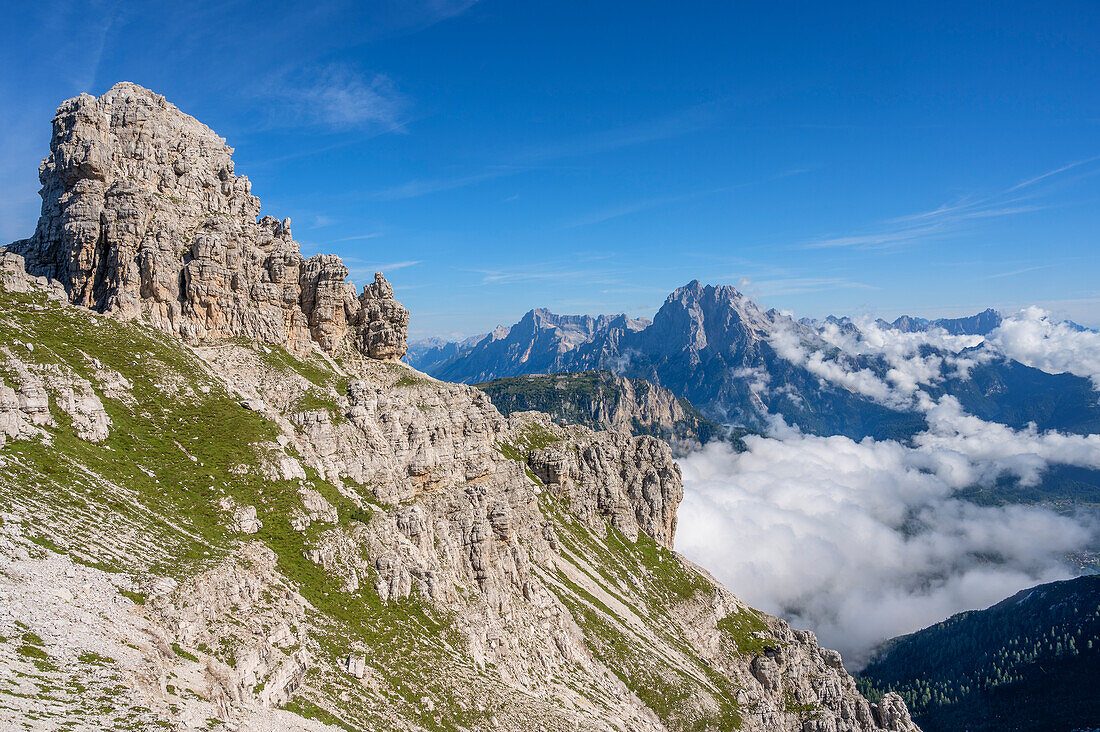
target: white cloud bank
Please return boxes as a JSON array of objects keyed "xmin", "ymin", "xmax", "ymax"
[
  {"xmin": 682, "ymin": 302, "xmax": 1100, "ymax": 668},
  {"xmin": 767, "ymin": 307, "xmax": 1100, "ymax": 414},
  {"xmin": 988, "ymin": 307, "xmax": 1100, "ymax": 389},
  {"xmin": 676, "ymin": 407, "xmax": 1100, "ymax": 669}
]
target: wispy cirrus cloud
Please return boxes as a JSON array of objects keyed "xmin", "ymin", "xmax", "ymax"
[
  {"xmin": 468, "ymin": 255, "xmax": 628, "ymax": 287},
  {"xmin": 802, "ymin": 156, "xmax": 1100, "ymax": 250},
  {"xmin": 1006, "ymin": 154, "xmax": 1100, "ymax": 192},
  {"xmin": 366, "ymin": 104, "xmax": 722, "ymax": 201},
  {"xmin": 746, "ymin": 276, "xmax": 878, "ymax": 296},
  {"xmin": 260, "ymin": 63, "xmax": 407, "ymax": 132},
  {"xmin": 564, "ymin": 188, "xmax": 723, "ymax": 229},
  {"xmin": 474, "ymin": 267, "xmax": 594, "ymax": 285},
  {"xmin": 333, "ymin": 232, "xmax": 383, "ymax": 242},
  {"xmin": 341, "ymin": 256, "xmax": 421, "ymax": 271},
  {"xmin": 367, "ymin": 167, "xmax": 517, "ymax": 201},
  {"xmin": 517, "ymin": 104, "xmax": 719, "ymax": 164},
  {"xmin": 565, "ymin": 169, "xmax": 809, "ymax": 229},
  {"xmin": 982, "ymin": 264, "xmax": 1055, "ymax": 280},
  {"xmin": 372, "ymin": 0, "xmax": 482, "ymax": 36},
  {"xmin": 345, "ymin": 259, "xmax": 423, "ymax": 285},
  {"xmin": 803, "ymin": 202, "xmax": 1043, "ymax": 250},
  {"xmin": 309, "ymin": 215, "xmax": 337, "ymax": 229},
  {"xmin": 368, "ymin": 259, "xmax": 421, "ymax": 271}
]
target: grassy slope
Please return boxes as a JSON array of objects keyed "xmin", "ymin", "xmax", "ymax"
[
  {"xmin": 0, "ymin": 286, "xmax": 785, "ymax": 731},
  {"xmin": 0, "ymin": 288, "xmax": 495, "ymax": 730}
]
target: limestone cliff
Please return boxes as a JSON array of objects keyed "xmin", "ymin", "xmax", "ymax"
[
  {"xmin": 6, "ymin": 82, "xmax": 407, "ymax": 360},
  {"xmin": 0, "ymin": 84, "xmax": 917, "ymax": 732}
]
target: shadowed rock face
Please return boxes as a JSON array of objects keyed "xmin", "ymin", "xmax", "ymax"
[{"xmin": 6, "ymin": 81, "xmax": 406, "ymax": 360}]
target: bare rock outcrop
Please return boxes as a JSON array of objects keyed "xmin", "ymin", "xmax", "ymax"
[
  {"xmin": 0, "ymin": 344, "xmax": 110, "ymax": 443},
  {"xmin": 356, "ymin": 272, "xmax": 410, "ymax": 360},
  {"xmin": 526, "ymin": 420, "xmax": 683, "ymax": 548},
  {"xmin": 478, "ymin": 370, "xmax": 723, "ymax": 454},
  {"xmin": 5, "ymin": 81, "xmax": 406, "ymax": 361}
]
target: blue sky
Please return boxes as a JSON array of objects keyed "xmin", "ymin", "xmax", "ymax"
[{"xmin": 2, "ymin": 1, "xmax": 1099, "ymax": 338}]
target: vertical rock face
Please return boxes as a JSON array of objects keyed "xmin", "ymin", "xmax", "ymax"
[
  {"xmin": 5, "ymin": 81, "xmax": 406, "ymax": 360},
  {"xmin": 356, "ymin": 272, "xmax": 410, "ymax": 361},
  {"xmin": 527, "ymin": 427, "xmax": 683, "ymax": 547},
  {"xmin": 298, "ymin": 255, "xmax": 354, "ymax": 353}
]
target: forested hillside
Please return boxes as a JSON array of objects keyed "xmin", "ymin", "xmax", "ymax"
[{"xmin": 857, "ymin": 575, "xmax": 1100, "ymax": 731}]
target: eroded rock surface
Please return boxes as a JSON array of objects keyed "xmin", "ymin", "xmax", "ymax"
[{"xmin": 5, "ymin": 82, "xmax": 406, "ymax": 360}]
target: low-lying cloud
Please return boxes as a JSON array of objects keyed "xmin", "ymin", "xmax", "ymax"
[
  {"xmin": 676, "ymin": 405, "xmax": 1100, "ymax": 669},
  {"xmin": 989, "ymin": 307, "xmax": 1100, "ymax": 389},
  {"xmin": 769, "ymin": 323, "xmax": 907, "ymax": 409},
  {"xmin": 768, "ymin": 307, "xmax": 1100, "ymax": 417},
  {"xmin": 678, "ymin": 302, "xmax": 1100, "ymax": 668}
]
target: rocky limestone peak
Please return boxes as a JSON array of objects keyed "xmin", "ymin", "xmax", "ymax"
[
  {"xmin": 519, "ymin": 307, "xmax": 647, "ymax": 349},
  {"xmin": 645, "ymin": 280, "xmax": 774, "ymax": 358},
  {"xmin": 5, "ymin": 81, "xmax": 406, "ymax": 361}
]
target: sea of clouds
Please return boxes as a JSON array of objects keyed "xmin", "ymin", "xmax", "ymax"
[{"xmin": 676, "ymin": 307, "xmax": 1100, "ymax": 668}]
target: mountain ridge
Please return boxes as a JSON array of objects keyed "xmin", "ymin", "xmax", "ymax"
[
  {"xmin": 411, "ymin": 281, "xmax": 930, "ymax": 439},
  {"xmin": 475, "ymin": 370, "xmax": 724, "ymax": 454},
  {"xmin": 410, "ymin": 282, "xmax": 1100, "ymax": 448}
]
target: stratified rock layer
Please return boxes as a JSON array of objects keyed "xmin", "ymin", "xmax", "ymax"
[{"xmin": 6, "ymin": 82, "xmax": 406, "ymax": 360}]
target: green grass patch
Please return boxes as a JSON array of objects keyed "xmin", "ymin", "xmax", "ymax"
[
  {"xmin": 257, "ymin": 344, "xmax": 337, "ymax": 388},
  {"xmin": 717, "ymin": 607, "xmax": 773, "ymax": 657},
  {"xmin": 78, "ymin": 651, "xmax": 116, "ymax": 665},
  {"xmin": 496, "ymin": 421, "xmax": 563, "ymax": 464},
  {"xmin": 784, "ymin": 691, "xmax": 821, "ymax": 720},
  {"xmin": 17, "ymin": 644, "xmax": 49, "ymax": 661},
  {"xmin": 285, "ymin": 697, "xmax": 357, "ymax": 731},
  {"xmin": 21, "ymin": 632, "xmax": 44, "ymax": 646},
  {"xmin": 291, "ymin": 389, "xmax": 345, "ymax": 423},
  {"xmin": 552, "ymin": 568, "xmax": 741, "ymax": 731},
  {"xmin": 170, "ymin": 643, "xmax": 200, "ymax": 663}
]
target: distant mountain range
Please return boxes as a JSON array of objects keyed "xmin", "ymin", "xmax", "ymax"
[
  {"xmin": 874, "ymin": 308, "xmax": 1002, "ymax": 336},
  {"xmin": 857, "ymin": 574, "xmax": 1100, "ymax": 732},
  {"xmin": 412, "ymin": 309, "xmax": 650, "ymax": 384},
  {"xmin": 408, "ymin": 281, "xmax": 1100, "ymax": 445}
]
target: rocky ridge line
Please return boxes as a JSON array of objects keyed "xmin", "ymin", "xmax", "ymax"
[{"xmin": 476, "ymin": 370, "xmax": 723, "ymax": 454}]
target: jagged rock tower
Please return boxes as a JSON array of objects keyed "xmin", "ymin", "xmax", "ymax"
[{"xmin": 7, "ymin": 81, "xmax": 408, "ymax": 360}]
